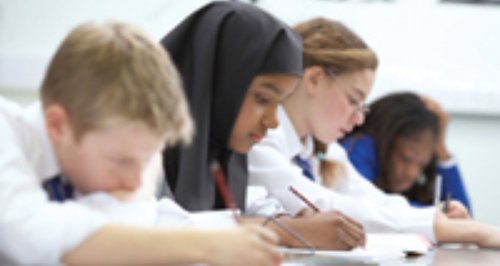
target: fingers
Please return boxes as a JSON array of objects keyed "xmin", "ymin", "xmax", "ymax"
[
  {"xmin": 446, "ymin": 201, "xmax": 470, "ymax": 220},
  {"xmin": 246, "ymin": 225, "xmax": 280, "ymax": 245},
  {"xmin": 252, "ymin": 227, "xmax": 282, "ymax": 266},
  {"xmin": 255, "ymin": 236, "xmax": 283, "ymax": 266},
  {"xmin": 296, "ymin": 207, "xmax": 316, "ymax": 217},
  {"xmin": 240, "ymin": 226, "xmax": 282, "ymax": 266},
  {"xmin": 342, "ymin": 212, "xmax": 365, "ymax": 234},
  {"xmin": 418, "ymin": 94, "xmax": 447, "ymax": 119},
  {"xmin": 334, "ymin": 212, "xmax": 365, "ymax": 249},
  {"xmin": 336, "ymin": 228, "xmax": 361, "ymax": 250}
]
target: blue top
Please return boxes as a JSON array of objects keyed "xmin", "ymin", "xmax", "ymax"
[{"xmin": 340, "ymin": 134, "xmax": 472, "ymax": 213}]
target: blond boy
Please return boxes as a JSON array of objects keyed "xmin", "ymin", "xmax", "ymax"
[{"xmin": 0, "ymin": 21, "xmax": 279, "ymax": 266}]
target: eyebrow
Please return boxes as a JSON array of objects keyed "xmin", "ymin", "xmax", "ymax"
[{"xmin": 258, "ymin": 82, "xmax": 281, "ymax": 96}]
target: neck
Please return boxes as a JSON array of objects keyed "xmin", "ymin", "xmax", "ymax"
[{"xmin": 282, "ymin": 83, "xmax": 310, "ymax": 142}]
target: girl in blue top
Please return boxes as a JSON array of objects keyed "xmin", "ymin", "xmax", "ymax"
[{"xmin": 341, "ymin": 92, "xmax": 472, "ymax": 214}]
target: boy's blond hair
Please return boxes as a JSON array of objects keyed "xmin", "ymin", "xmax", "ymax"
[{"xmin": 41, "ymin": 21, "xmax": 193, "ymax": 145}]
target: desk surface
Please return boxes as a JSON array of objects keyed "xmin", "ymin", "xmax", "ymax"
[
  {"xmin": 284, "ymin": 246, "xmax": 500, "ymax": 266},
  {"xmin": 397, "ymin": 247, "xmax": 500, "ymax": 266}
]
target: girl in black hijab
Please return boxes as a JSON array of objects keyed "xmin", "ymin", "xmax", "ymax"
[{"xmin": 161, "ymin": 1, "xmax": 302, "ymax": 211}]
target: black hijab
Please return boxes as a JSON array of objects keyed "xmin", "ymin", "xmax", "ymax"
[{"xmin": 161, "ymin": 1, "xmax": 302, "ymax": 211}]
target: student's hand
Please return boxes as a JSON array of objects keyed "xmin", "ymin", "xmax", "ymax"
[
  {"xmin": 295, "ymin": 207, "xmax": 316, "ymax": 217},
  {"xmin": 278, "ymin": 210, "xmax": 365, "ymax": 250},
  {"xmin": 435, "ymin": 215, "xmax": 500, "ymax": 248},
  {"xmin": 443, "ymin": 200, "xmax": 470, "ymax": 220},
  {"xmin": 477, "ymin": 224, "xmax": 500, "ymax": 249},
  {"xmin": 419, "ymin": 95, "xmax": 450, "ymax": 161},
  {"xmin": 204, "ymin": 225, "xmax": 281, "ymax": 266}
]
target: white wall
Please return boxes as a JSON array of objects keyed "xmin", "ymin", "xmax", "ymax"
[
  {"xmin": 448, "ymin": 115, "xmax": 500, "ymax": 225},
  {"xmin": 1, "ymin": 0, "xmax": 499, "ymax": 225}
]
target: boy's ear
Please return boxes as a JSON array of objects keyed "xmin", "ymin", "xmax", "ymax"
[
  {"xmin": 302, "ymin": 66, "xmax": 325, "ymax": 96},
  {"xmin": 45, "ymin": 104, "xmax": 72, "ymax": 144}
]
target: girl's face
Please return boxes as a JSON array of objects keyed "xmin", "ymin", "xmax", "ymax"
[
  {"xmin": 388, "ymin": 129, "xmax": 436, "ymax": 192},
  {"xmin": 229, "ymin": 74, "xmax": 299, "ymax": 153},
  {"xmin": 308, "ymin": 68, "xmax": 375, "ymax": 144}
]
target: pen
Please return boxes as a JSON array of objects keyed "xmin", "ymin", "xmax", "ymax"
[
  {"xmin": 211, "ymin": 161, "xmax": 241, "ymax": 224},
  {"xmin": 442, "ymin": 192, "xmax": 451, "ymax": 214},
  {"xmin": 434, "ymin": 176, "xmax": 442, "ymax": 208},
  {"xmin": 263, "ymin": 215, "xmax": 315, "ymax": 252},
  {"xmin": 289, "ymin": 186, "xmax": 321, "ymax": 213}
]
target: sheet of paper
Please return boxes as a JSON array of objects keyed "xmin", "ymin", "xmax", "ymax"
[{"xmin": 366, "ymin": 233, "xmax": 432, "ymax": 256}]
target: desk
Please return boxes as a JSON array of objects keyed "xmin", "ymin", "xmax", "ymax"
[
  {"xmin": 284, "ymin": 246, "xmax": 500, "ymax": 266},
  {"xmin": 402, "ymin": 246, "xmax": 500, "ymax": 266}
]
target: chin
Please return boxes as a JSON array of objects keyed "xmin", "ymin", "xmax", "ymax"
[
  {"xmin": 230, "ymin": 144, "xmax": 252, "ymax": 154},
  {"xmin": 394, "ymin": 184, "xmax": 412, "ymax": 193}
]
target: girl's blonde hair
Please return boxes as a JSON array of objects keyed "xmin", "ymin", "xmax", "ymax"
[{"xmin": 294, "ymin": 18, "xmax": 378, "ymax": 187}]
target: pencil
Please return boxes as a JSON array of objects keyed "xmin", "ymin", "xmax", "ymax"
[
  {"xmin": 264, "ymin": 215, "xmax": 315, "ymax": 252},
  {"xmin": 211, "ymin": 161, "xmax": 241, "ymax": 224},
  {"xmin": 434, "ymin": 176, "xmax": 442, "ymax": 208},
  {"xmin": 442, "ymin": 192, "xmax": 451, "ymax": 213},
  {"xmin": 289, "ymin": 186, "xmax": 321, "ymax": 213}
]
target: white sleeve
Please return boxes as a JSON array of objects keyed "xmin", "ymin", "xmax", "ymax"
[
  {"xmin": 328, "ymin": 143, "xmax": 436, "ymax": 242},
  {"xmin": 0, "ymin": 115, "xmax": 109, "ymax": 265},
  {"xmin": 248, "ymin": 139, "xmax": 436, "ymax": 242},
  {"xmin": 245, "ymin": 185, "xmax": 288, "ymax": 217}
]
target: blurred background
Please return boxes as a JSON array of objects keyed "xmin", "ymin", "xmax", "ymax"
[{"xmin": 1, "ymin": 0, "xmax": 499, "ymax": 225}]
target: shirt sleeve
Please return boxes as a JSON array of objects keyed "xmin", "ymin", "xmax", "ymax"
[
  {"xmin": 248, "ymin": 136, "xmax": 437, "ymax": 242},
  {"xmin": 0, "ymin": 110, "xmax": 109, "ymax": 265},
  {"xmin": 328, "ymin": 143, "xmax": 436, "ymax": 242},
  {"xmin": 340, "ymin": 135, "xmax": 379, "ymax": 182},
  {"xmin": 245, "ymin": 185, "xmax": 288, "ymax": 217},
  {"xmin": 437, "ymin": 158, "xmax": 472, "ymax": 214}
]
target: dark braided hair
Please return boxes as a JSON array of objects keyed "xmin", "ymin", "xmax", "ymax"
[{"xmin": 344, "ymin": 92, "xmax": 439, "ymax": 204}]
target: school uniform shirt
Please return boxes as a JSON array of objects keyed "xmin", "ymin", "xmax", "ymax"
[
  {"xmin": 0, "ymin": 98, "xmax": 110, "ymax": 265},
  {"xmin": 340, "ymin": 134, "xmax": 472, "ymax": 212},
  {"xmin": 248, "ymin": 106, "xmax": 437, "ymax": 242},
  {"xmin": 0, "ymin": 98, "xmax": 220, "ymax": 265}
]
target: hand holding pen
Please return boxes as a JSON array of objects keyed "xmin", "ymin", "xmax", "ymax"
[
  {"xmin": 288, "ymin": 186, "xmax": 366, "ymax": 250},
  {"xmin": 443, "ymin": 198, "xmax": 471, "ymax": 220}
]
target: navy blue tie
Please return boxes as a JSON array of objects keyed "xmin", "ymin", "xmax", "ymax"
[
  {"xmin": 42, "ymin": 175, "xmax": 74, "ymax": 202},
  {"xmin": 293, "ymin": 155, "xmax": 315, "ymax": 182}
]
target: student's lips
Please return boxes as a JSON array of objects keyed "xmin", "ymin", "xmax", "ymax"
[
  {"xmin": 250, "ymin": 133, "xmax": 264, "ymax": 143},
  {"xmin": 338, "ymin": 129, "xmax": 349, "ymax": 137}
]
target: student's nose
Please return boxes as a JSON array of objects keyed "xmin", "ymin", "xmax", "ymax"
[
  {"xmin": 352, "ymin": 111, "xmax": 365, "ymax": 126},
  {"xmin": 405, "ymin": 164, "xmax": 421, "ymax": 182},
  {"xmin": 262, "ymin": 106, "xmax": 279, "ymax": 129}
]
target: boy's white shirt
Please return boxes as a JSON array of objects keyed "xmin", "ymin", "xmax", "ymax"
[
  {"xmin": 0, "ymin": 98, "xmax": 235, "ymax": 265},
  {"xmin": 247, "ymin": 106, "xmax": 436, "ymax": 242}
]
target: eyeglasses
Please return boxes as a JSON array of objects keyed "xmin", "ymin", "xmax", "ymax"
[
  {"xmin": 323, "ymin": 67, "xmax": 369, "ymax": 118},
  {"xmin": 353, "ymin": 102, "xmax": 370, "ymax": 117}
]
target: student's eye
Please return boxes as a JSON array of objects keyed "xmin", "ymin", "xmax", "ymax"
[
  {"xmin": 347, "ymin": 95, "xmax": 360, "ymax": 106},
  {"xmin": 255, "ymin": 93, "xmax": 270, "ymax": 105},
  {"xmin": 399, "ymin": 154, "xmax": 413, "ymax": 164}
]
